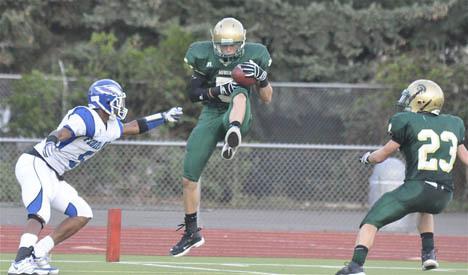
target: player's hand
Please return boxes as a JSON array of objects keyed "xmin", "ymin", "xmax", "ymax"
[
  {"xmin": 43, "ymin": 135, "xmax": 59, "ymax": 157},
  {"xmin": 219, "ymin": 81, "xmax": 239, "ymax": 96},
  {"xmin": 359, "ymin": 152, "xmax": 371, "ymax": 164},
  {"xmin": 240, "ymin": 60, "xmax": 267, "ymax": 82},
  {"xmin": 163, "ymin": 107, "xmax": 183, "ymax": 123}
]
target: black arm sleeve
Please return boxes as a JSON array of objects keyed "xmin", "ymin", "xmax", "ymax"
[{"xmin": 188, "ymin": 73, "xmax": 211, "ymax": 102}]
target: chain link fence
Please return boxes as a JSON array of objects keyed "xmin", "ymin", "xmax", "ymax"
[{"xmin": 0, "ymin": 74, "xmax": 466, "ymax": 232}]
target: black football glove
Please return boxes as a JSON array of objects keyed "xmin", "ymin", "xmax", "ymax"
[
  {"xmin": 217, "ymin": 81, "xmax": 240, "ymax": 96},
  {"xmin": 240, "ymin": 60, "xmax": 267, "ymax": 82}
]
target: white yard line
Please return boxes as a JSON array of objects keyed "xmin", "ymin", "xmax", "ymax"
[{"xmin": 130, "ymin": 262, "xmax": 287, "ymax": 275}]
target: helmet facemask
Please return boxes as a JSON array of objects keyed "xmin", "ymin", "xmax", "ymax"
[
  {"xmin": 397, "ymin": 88, "xmax": 411, "ymax": 112},
  {"xmin": 109, "ymin": 93, "xmax": 128, "ymax": 120}
]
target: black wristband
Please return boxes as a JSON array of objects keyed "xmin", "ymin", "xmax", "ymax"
[
  {"xmin": 137, "ymin": 118, "xmax": 149, "ymax": 134},
  {"xmin": 45, "ymin": 135, "xmax": 59, "ymax": 144},
  {"xmin": 259, "ymin": 78, "xmax": 269, "ymax": 88}
]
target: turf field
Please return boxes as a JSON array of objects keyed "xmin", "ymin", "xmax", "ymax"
[{"xmin": 1, "ymin": 253, "xmax": 467, "ymax": 275}]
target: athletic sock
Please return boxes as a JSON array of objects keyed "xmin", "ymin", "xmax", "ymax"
[
  {"xmin": 185, "ymin": 213, "xmax": 198, "ymax": 233},
  {"xmin": 420, "ymin": 232, "xmax": 434, "ymax": 252},
  {"xmin": 18, "ymin": 233, "xmax": 38, "ymax": 249},
  {"xmin": 230, "ymin": 121, "xmax": 241, "ymax": 128},
  {"xmin": 351, "ymin": 245, "xmax": 369, "ymax": 266},
  {"xmin": 33, "ymin": 235, "xmax": 55, "ymax": 258}
]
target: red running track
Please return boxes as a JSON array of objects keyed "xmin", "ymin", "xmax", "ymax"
[{"xmin": 1, "ymin": 225, "xmax": 466, "ymax": 262}]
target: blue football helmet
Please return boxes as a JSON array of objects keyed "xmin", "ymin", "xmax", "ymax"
[{"xmin": 88, "ymin": 79, "xmax": 128, "ymax": 120}]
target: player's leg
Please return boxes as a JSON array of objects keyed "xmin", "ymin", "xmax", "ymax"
[
  {"xmin": 33, "ymin": 180, "xmax": 92, "ymax": 272},
  {"xmin": 336, "ymin": 184, "xmax": 414, "ymax": 275},
  {"xmin": 413, "ymin": 182, "xmax": 451, "ymax": 271},
  {"xmin": 222, "ymin": 88, "xmax": 252, "ymax": 159},
  {"xmin": 9, "ymin": 154, "xmax": 53, "ymax": 275},
  {"xmin": 417, "ymin": 213, "xmax": 438, "ymax": 270},
  {"xmin": 170, "ymin": 107, "xmax": 222, "ymax": 257}
]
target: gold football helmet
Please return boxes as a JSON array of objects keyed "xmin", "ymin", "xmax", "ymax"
[
  {"xmin": 397, "ymin": 79, "xmax": 444, "ymax": 114},
  {"xmin": 211, "ymin": 17, "xmax": 246, "ymax": 60}
]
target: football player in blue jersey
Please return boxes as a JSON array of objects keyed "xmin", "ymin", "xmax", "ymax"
[{"xmin": 7, "ymin": 79, "xmax": 183, "ymax": 275}]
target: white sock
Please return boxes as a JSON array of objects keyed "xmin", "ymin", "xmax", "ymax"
[
  {"xmin": 33, "ymin": 236, "xmax": 55, "ymax": 258},
  {"xmin": 18, "ymin": 233, "xmax": 38, "ymax": 248}
]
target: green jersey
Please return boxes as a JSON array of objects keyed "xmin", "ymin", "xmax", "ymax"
[
  {"xmin": 184, "ymin": 41, "xmax": 272, "ymax": 107},
  {"xmin": 388, "ymin": 111, "xmax": 465, "ymax": 187}
]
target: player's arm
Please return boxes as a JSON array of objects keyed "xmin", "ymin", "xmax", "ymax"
[
  {"xmin": 457, "ymin": 144, "xmax": 468, "ymax": 166},
  {"xmin": 360, "ymin": 140, "xmax": 401, "ymax": 164},
  {"xmin": 42, "ymin": 128, "xmax": 74, "ymax": 157},
  {"xmin": 122, "ymin": 107, "xmax": 183, "ymax": 136},
  {"xmin": 257, "ymin": 82, "xmax": 273, "ymax": 103},
  {"xmin": 187, "ymin": 72, "xmax": 237, "ymax": 102}
]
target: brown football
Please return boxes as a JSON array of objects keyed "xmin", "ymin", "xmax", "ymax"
[{"xmin": 231, "ymin": 65, "xmax": 256, "ymax": 87}]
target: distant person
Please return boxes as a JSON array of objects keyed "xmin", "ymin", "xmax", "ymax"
[
  {"xmin": 336, "ymin": 79, "xmax": 468, "ymax": 275},
  {"xmin": 169, "ymin": 17, "xmax": 273, "ymax": 257},
  {"xmin": 8, "ymin": 79, "xmax": 183, "ymax": 275}
]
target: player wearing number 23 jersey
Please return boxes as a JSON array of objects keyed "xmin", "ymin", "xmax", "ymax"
[
  {"xmin": 336, "ymin": 79, "xmax": 468, "ymax": 275},
  {"xmin": 388, "ymin": 110, "xmax": 464, "ymax": 189},
  {"xmin": 8, "ymin": 79, "xmax": 183, "ymax": 275}
]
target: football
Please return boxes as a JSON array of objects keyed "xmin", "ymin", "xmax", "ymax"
[{"xmin": 231, "ymin": 65, "xmax": 256, "ymax": 87}]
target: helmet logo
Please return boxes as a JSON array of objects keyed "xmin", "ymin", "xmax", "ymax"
[{"xmin": 416, "ymin": 84, "xmax": 426, "ymax": 93}]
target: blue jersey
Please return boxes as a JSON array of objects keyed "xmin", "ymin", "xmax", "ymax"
[{"xmin": 34, "ymin": 106, "xmax": 123, "ymax": 175}]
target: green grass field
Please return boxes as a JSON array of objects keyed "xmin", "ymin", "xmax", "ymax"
[{"xmin": 1, "ymin": 253, "xmax": 467, "ymax": 275}]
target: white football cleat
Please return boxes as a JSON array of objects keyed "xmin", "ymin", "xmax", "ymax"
[
  {"xmin": 421, "ymin": 249, "xmax": 439, "ymax": 271},
  {"xmin": 222, "ymin": 126, "xmax": 241, "ymax": 160},
  {"xmin": 8, "ymin": 256, "xmax": 49, "ymax": 275},
  {"xmin": 221, "ymin": 143, "xmax": 237, "ymax": 160},
  {"xmin": 35, "ymin": 255, "xmax": 59, "ymax": 274}
]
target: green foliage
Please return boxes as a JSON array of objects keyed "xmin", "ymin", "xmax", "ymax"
[{"xmin": 6, "ymin": 71, "xmax": 63, "ymax": 137}]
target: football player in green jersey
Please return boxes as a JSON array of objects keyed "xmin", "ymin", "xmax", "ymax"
[
  {"xmin": 336, "ymin": 79, "xmax": 468, "ymax": 275},
  {"xmin": 169, "ymin": 17, "xmax": 273, "ymax": 257}
]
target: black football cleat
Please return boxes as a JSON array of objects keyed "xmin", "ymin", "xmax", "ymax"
[
  {"xmin": 169, "ymin": 225, "xmax": 205, "ymax": 257},
  {"xmin": 422, "ymin": 249, "xmax": 439, "ymax": 271},
  {"xmin": 335, "ymin": 261, "xmax": 366, "ymax": 275}
]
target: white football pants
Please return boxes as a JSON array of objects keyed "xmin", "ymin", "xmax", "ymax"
[{"xmin": 15, "ymin": 153, "xmax": 93, "ymax": 224}]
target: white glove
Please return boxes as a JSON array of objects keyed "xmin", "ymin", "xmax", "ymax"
[
  {"xmin": 163, "ymin": 107, "xmax": 183, "ymax": 123},
  {"xmin": 359, "ymin": 152, "xmax": 371, "ymax": 164},
  {"xmin": 43, "ymin": 136, "xmax": 59, "ymax": 157}
]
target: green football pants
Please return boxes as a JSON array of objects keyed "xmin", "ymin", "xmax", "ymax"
[
  {"xmin": 183, "ymin": 89, "xmax": 252, "ymax": 182},
  {"xmin": 361, "ymin": 180, "xmax": 452, "ymax": 229}
]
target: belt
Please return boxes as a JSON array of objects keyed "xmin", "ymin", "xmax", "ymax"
[
  {"xmin": 424, "ymin": 181, "xmax": 451, "ymax": 192},
  {"xmin": 25, "ymin": 147, "xmax": 64, "ymax": 181}
]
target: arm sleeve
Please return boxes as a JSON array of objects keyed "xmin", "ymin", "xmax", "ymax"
[
  {"xmin": 388, "ymin": 114, "xmax": 407, "ymax": 145},
  {"xmin": 187, "ymin": 72, "xmax": 214, "ymax": 103}
]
